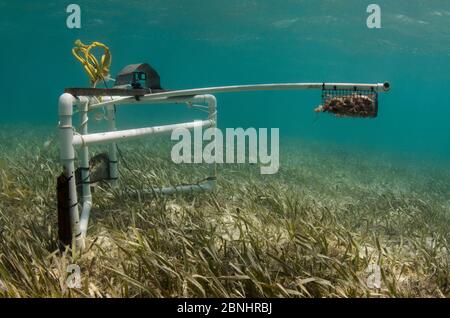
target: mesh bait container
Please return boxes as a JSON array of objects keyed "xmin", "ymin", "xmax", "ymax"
[{"xmin": 320, "ymin": 87, "xmax": 379, "ymax": 118}]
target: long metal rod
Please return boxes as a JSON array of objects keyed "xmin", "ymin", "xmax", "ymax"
[{"xmin": 88, "ymin": 82, "xmax": 389, "ymax": 110}]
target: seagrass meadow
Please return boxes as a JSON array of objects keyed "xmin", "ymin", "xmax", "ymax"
[
  {"xmin": 1, "ymin": 0, "xmax": 450, "ymax": 299},
  {"xmin": 0, "ymin": 126, "xmax": 448, "ymax": 297}
]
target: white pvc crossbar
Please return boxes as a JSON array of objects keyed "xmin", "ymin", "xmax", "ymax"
[{"xmin": 73, "ymin": 119, "xmax": 214, "ymax": 147}]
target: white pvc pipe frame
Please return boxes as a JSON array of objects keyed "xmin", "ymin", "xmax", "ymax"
[{"xmin": 58, "ymin": 82, "xmax": 389, "ymax": 249}]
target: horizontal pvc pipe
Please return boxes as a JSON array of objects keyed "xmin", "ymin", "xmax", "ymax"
[
  {"xmin": 88, "ymin": 82, "xmax": 390, "ymax": 109},
  {"xmin": 129, "ymin": 179, "xmax": 216, "ymax": 196},
  {"xmin": 155, "ymin": 179, "xmax": 216, "ymax": 194},
  {"xmin": 89, "ymin": 95, "xmax": 209, "ymax": 110},
  {"xmin": 73, "ymin": 119, "xmax": 214, "ymax": 147}
]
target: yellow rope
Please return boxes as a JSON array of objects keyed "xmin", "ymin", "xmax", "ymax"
[{"xmin": 72, "ymin": 39, "xmax": 112, "ymax": 87}]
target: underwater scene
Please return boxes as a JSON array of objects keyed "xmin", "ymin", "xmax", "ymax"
[{"xmin": 0, "ymin": 0, "xmax": 449, "ymax": 298}]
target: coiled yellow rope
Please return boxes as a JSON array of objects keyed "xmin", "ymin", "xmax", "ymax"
[{"xmin": 72, "ymin": 40, "xmax": 112, "ymax": 87}]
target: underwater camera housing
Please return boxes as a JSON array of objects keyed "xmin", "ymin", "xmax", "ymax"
[
  {"xmin": 114, "ymin": 63, "xmax": 163, "ymax": 90},
  {"xmin": 65, "ymin": 63, "xmax": 166, "ymax": 98}
]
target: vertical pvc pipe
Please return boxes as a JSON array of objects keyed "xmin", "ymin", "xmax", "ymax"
[
  {"xmin": 58, "ymin": 93, "xmax": 83, "ymax": 250},
  {"xmin": 106, "ymin": 104, "xmax": 119, "ymax": 187},
  {"xmin": 205, "ymin": 95, "xmax": 217, "ymax": 183},
  {"xmin": 78, "ymin": 100, "xmax": 93, "ymax": 238}
]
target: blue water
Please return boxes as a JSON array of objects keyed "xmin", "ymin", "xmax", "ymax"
[{"xmin": 1, "ymin": 1, "xmax": 450, "ymax": 164}]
